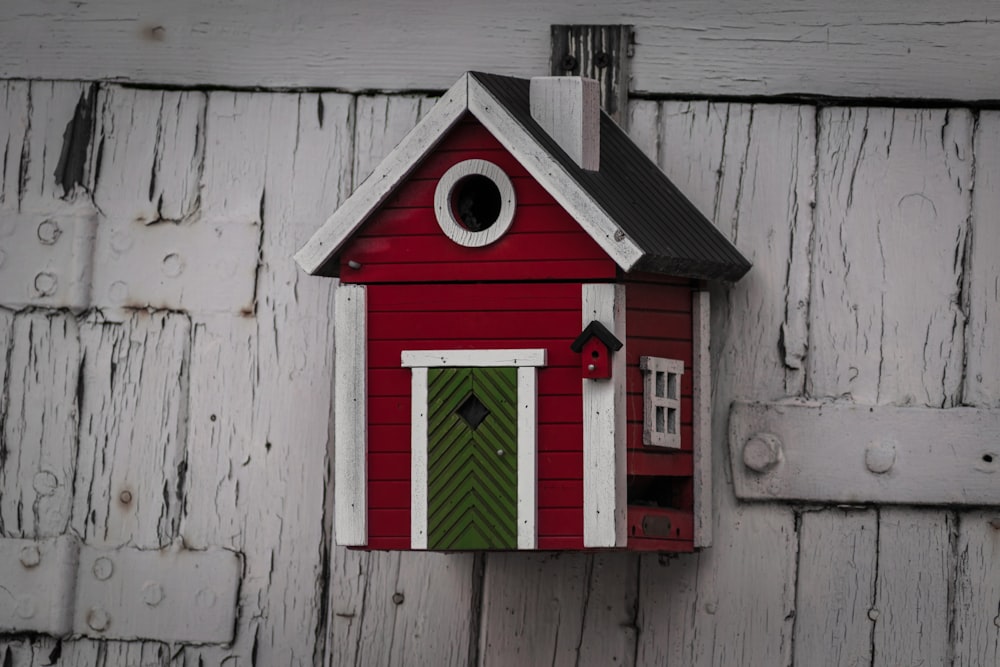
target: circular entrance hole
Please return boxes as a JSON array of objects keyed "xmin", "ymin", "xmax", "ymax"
[
  {"xmin": 434, "ymin": 159, "xmax": 516, "ymax": 248},
  {"xmin": 451, "ymin": 174, "xmax": 502, "ymax": 232}
]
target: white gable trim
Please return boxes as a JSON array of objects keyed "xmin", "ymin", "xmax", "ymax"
[
  {"xmin": 581, "ymin": 283, "xmax": 627, "ymax": 548},
  {"xmin": 295, "ymin": 72, "xmax": 647, "ymax": 276},
  {"xmin": 467, "ymin": 77, "xmax": 644, "ymax": 271},
  {"xmin": 405, "ymin": 348, "xmax": 544, "ymax": 550},
  {"xmin": 294, "ymin": 74, "xmax": 469, "ymax": 274}
]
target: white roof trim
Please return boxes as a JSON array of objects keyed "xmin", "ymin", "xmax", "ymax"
[
  {"xmin": 295, "ymin": 72, "xmax": 645, "ymax": 275},
  {"xmin": 294, "ymin": 74, "xmax": 470, "ymax": 274}
]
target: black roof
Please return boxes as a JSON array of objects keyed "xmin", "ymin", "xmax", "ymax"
[
  {"xmin": 472, "ymin": 72, "xmax": 751, "ymax": 281},
  {"xmin": 570, "ymin": 321, "xmax": 624, "ymax": 353}
]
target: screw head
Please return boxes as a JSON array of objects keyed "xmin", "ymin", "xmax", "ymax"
[
  {"xmin": 865, "ymin": 440, "xmax": 896, "ymax": 474},
  {"xmin": 87, "ymin": 607, "xmax": 111, "ymax": 632},
  {"xmin": 392, "ymin": 592, "xmax": 405, "ymax": 605},
  {"xmin": 33, "ymin": 272, "xmax": 58, "ymax": 297},
  {"xmin": 36, "ymin": 219, "xmax": 62, "ymax": 245},
  {"xmin": 93, "ymin": 556, "xmax": 114, "ymax": 581},
  {"xmin": 743, "ymin": 432, "xmax": 783, "ymax": 473},
  {"xmin": 142, "ymin": 581, "xmax": 164, "ymax": 607},
  {"xmin": 594, "ymin": 51, "xmax": 610, "ymax": 68},
  {"xmin": 561, "ymin": 54, "xmax": 578, "ymax": 72},
  {"xmin": 868, "ymin": 608, "xmax": 880, "ymax": 621},
  {"xmin": 15, "ymin": 595, "xmax": 36, "ymax": 619},
  {"xmin": 19, "ymin": 544, "xmax": 41, "ymax": 568},
  {"xmin": 119, "ymin": 489, "xmax": 133, "ymax": 505}
]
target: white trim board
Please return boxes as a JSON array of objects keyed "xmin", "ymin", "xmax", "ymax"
[
  {"xmin": 402, "ymin": 348, "xmax": 546, "ymax": 368},
  {"xmin": 730, "ymin": 401, "xmax": 1000, "ymax": 506},
  {"xmin": 691, "ymin": 290, "xmax": 711, "ymax": 548},
  {"xmin": 6, "ymin": 2, "xmax": 1000, "ymax": 100},
  {"xmin": 295, "ymin": 72, "xmax": 645, "ymax": 276},
  {"xmin": 333, "ymin": 285, "xmax": 367, "ymax": 546},
  {"xmin": 405, "ymin": 348, "xmax": 545, "ymax": 550},
  {"xmin": 581, "ymin": 283, "xmax": 627, "ymax": 548}
]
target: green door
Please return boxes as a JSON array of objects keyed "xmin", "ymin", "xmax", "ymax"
[{"xmin": 427, "ymin": 366, "xmax": 517, "ymax": 550}]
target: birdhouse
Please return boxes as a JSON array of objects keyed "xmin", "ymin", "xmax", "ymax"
[{"xmin": 296, "ymin": 72, "xmax": 750, "ymax": 552}]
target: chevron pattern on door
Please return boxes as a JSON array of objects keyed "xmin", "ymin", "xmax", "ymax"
[{"xmin": 427, "ymin": 366, "xmax": 518, "ymax": 550}]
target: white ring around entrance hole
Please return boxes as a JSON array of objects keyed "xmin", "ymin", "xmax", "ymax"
[{"xmin": 433, "ymin": 159, "xmax": 516, "ymax": 247}]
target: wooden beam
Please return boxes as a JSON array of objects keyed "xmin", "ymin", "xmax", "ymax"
[
  {"xmin": 549, "ymin": 25, "xmax": 631, "ymax": 129},
  {"xmin": 729, "ymin": 401, "xmax": 1000, "ymax": 506},
  {"xmin": 3, "ymin": 2, "xmax": 1000, "ymax": 101}
]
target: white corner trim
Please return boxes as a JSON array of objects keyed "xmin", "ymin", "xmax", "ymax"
[
  {"xmin": 517, "ymin": 367, "xmax": 538, "ymax": 550},
  {"xmin": 410, "ymin": 367, "xmax": 429, "ymax": 550},
  {"xmin": 729, "ymin": 401, "xmax": 1000, "ymax": 506},
  {"xmin": 469, "ymin": 76, "xmax": 645, "ymax": 272},
  {"xmin": 401, "ymin": 348, "xmax": 547, "ymax": 368},
  {"xmin": 294, "ymin": 74, "xmax": 469, "ymax": 275},
  {"xmin": 334, "ymin": 284, "xmax": 367, "ymax": 546},
  {"xmin": 406, "ymin": 350, "xmax": 544, "ymax": 550},
  {"xmin": 692, "ymin": 290, "xmax": 712, "ymax": 548},
  {"xmin": 581, "ymin": 283, "xmax": 627, "ymax": 548},
  {"xmin": 434, "ymin": 159, "xmax": 517, "ymax": 247}
]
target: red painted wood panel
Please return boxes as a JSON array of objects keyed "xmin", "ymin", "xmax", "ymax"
[
  {"xmin": 337, "ymin": 116, "xmax": 617, "ymax": 284},
  {"xmin": 537, "ymin": 536, "xmax": 585, "ymax": 550},
  {"xmin": 624, "ymin": 282, "xmax": 695, "ymax": 454},
  {"xmin": 366, "ymin": 282, "xmax": 586, "ymax": 545},
  {"xmin": 369, "ymin": 282, "xmax": 580, "ymax": 311},
  {"xmin": 626, "ymin": 450, "xmax": 693, "ymax": 477},
  {"xmin": 626, "ymin": 537, "xmax": 694, "ymax": 553}
]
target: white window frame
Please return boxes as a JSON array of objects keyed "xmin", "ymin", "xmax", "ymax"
[
  {"xmin": 402, "ymin": 348, "xmax": 545, "ymax": 550},
  {"xmin": 640, "ymin": 356, "xmax": 684, "ymax": 449}
]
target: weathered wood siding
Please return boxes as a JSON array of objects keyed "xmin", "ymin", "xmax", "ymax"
[
  {"xmin": 3, "ymin": 1, "xmax": 1000, "ymax": 100},
  {"xmin": 2, "ymin": 10, "xmax": 1000, "ymax": 666}
]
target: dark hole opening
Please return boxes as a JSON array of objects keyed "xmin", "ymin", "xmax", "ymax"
[
  {"xmin": 591, "ymin": 350, "xmax": 600, "ymax": 358},
  {"xmin": 452, "ymin": 174, "xmax": 502, "ymax": 232},
  {"xmin": 984, "ymin": 454, "xmax": 995, "ymax": 464}
]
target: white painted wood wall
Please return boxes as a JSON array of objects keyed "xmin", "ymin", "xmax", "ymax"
[{"xmin": 2, "ymin": 3, "xmax": 1000, "ymax": 665}]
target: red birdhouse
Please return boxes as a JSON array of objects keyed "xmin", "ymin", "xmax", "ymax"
[
  {"xmin": 571, "ymin": 320, "xmax": 622, "ymax": 379},
  {"xmin": 296, "ymin": 72, "xmax": 750, "ymax": 553}
]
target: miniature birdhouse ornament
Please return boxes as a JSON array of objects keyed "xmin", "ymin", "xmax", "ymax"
[{"xmin": 296, "ymin": 72, "xmax": 750, "ymax": 553}]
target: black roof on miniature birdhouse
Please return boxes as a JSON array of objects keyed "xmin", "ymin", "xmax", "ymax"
[
  {"xmin": 295, "ymin": 71, "xmax": 751, "ymax": 281},
  {"xmin": 570, "ymin": 320, "xmax": 624, "ymax": 353}
]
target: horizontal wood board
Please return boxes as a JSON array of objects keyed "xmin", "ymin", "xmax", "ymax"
[{"xmin": 4, "ymin": 1, "xmax": 1000, "ymax": 101}]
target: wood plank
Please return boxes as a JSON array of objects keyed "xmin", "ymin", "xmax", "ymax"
[
  {"xmin": 809, "ymin": 107, "xmax": 972, "ymax": 406},
  {"xmin": 872, "ymin": 509, "xmax": 953, "ymax": 667},
  {"xmin": 71, "ymin": 313, "xmax": 189, "ymax": 547},
  {"xmin": 730, "ymin": 401, "xmax": 1000, "ymax": 505},
  {"xmin": 0, "ymin": 313, "xmax": 79, "ymax": 539},
  {"xmin": 479, "ymin": 552, "xmax": 638, "ymax": 667},
  {"xmin": 581, "ymin": 283, "xmax": 626, "ymax": 548},
  {"xmin": 4, "ymin": 2, "xmax": 1000, "ymax": 100},
  {"xmin": 952, "ymin": 511, "xmax": 1000, "ymax": 666},
  {"xmin": 953, "ymin": 112, "xmax": 1000, "ymax": 667},
  {"xmin": 178, "ymin": 90, "xmax": 348, "ymax": 666},
  {"xmin": 793, "ymin": 509, "xmax": 877, "ymax": 667},
  {"xmin": 965, "ymin": 111, "xmax": 1000, "ymax": 406},
  {"xmin": 636, "ymin": 102, "xmax": 808, "ymax": 667}
]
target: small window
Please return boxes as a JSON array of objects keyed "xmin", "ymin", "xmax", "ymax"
[
  {"xmin": 434, "ymin": 159, "xmax": 516, "ymax": 247},
  {"xmin": 640, "ymin": 356, "xmax": 684, "ymax": 448}
]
